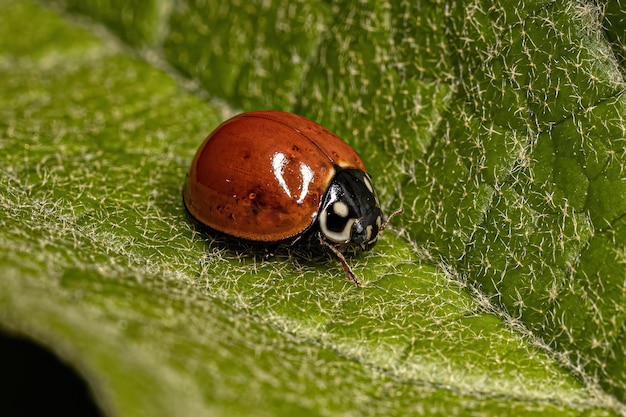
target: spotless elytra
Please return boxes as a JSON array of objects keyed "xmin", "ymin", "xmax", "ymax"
[{"xmin": 183, "ymin": 110, "xmax": 401, "ymax": 285}]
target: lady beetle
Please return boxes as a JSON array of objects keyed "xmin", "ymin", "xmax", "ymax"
[{"xmin": 183, "ymin": 110, "xmax": 401, "ymax": 285}]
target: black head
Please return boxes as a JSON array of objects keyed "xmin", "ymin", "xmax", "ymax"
[{"xmin": 318, "ymin": 168, "xmax": 384, "ymax": 251}]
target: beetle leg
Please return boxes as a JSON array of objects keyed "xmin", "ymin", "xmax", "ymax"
[{"xmin": 318, "ymin": 234, "xmax": 361, "ymax": 286}]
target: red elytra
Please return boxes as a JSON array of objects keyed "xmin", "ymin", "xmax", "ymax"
[{"xmin": 183, "ymin": 110, "xmax": 400, "ymax": 284}]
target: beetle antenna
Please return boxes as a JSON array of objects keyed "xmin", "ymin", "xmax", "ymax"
[
  {"xmin": 380, "ymin": 207, "xmax": 403, "ymax": 232},
  {"xmin": 317, "ymin": 235, "xmax": 361, "ymax": 286}
]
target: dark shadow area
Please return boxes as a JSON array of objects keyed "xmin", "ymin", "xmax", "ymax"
[{"xmin": 0, "ymin": 330, "xmax": 103, "ymax": 417}]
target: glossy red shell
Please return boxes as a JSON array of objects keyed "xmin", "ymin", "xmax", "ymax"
[{"xmin": 183, "ymin": 110, "xmax": 366, "ymax": 243}]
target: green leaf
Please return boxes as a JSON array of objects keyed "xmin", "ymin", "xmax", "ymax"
[{"xmin": 1, "ymin": 0, "xmax": 625, "ymax": 416}]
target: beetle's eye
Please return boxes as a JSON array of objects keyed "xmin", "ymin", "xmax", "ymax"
[
  {"xmin": 351, "ymin": 210, "xmax": 383, "ymax": 250},
  {"xmin": 350, "ymin": 220, "xmax": 368, "ymax": 245}
]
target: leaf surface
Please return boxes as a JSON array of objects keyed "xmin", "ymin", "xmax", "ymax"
[{"xmin": 1, "ymin": 0, "xmax": 625, "ymax": 416}]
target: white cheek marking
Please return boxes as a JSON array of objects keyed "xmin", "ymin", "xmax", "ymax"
[
  {"xmin": 376, "ymin": 216, "xmax": 382, "ymax": 228},
  {"xmin": 320, "ymin": 209, "xmax": 354, "ymax": 243},
  {"xmin": 364, "ymin": 174, "xmax": 381, "ymax": 206},
  {"xmin": 365, "ymin": 224, "xmax": 373, "ymax": 242},
  {"xmin": 363, "ymin": 174, "xmax": 374, "ymax": 194},
  {"xmin": 332, "ymin": 201, "xmax": 349, "ymax": 218}
]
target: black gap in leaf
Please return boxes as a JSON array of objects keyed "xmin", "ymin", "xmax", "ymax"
[{"xmin": 0, "ymin": 330, "xmax": 103, "ymax": 417}]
